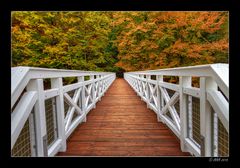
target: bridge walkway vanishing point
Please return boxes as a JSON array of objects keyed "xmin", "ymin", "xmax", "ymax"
[
  {"xmin": 58, "ymin": 78, "xmax": 189, "ymax": 156},
  {"xmin": 11, "ymin": 64, "xmax": 229, "ymax": 157}
]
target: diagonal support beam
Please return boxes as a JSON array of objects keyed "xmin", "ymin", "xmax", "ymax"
[
  {"xmin": 64, "ymin": 88, "xmax": 82, "ymax": 131},
  {"xmin": 160, "ymin": 87, "xmax": 180, "ymax": 130},
  {"xmin": 148, "ymin": 83, "xmax": 158, "ymax": 106}
]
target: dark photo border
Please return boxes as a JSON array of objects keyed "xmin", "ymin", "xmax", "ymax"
[{"xmin": 1, "ymin": 0, "xmax": 239, "ymax": 167}]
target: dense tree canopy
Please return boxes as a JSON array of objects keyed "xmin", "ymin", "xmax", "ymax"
[
  {"xmin": 12, "ymin": 11, "xmax": 228, "ymax": 73},
  {"xmin": 113, "ymin": 12, "xmax": 228, "ymax": 71}
]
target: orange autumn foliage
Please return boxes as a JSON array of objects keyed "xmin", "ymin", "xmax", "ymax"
[{"xmin": 113, "ymin": 12, "xmax": 228, "ymax": 71}]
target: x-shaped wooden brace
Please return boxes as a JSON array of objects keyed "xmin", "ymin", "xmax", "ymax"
[
  {"xmin": 94, "ymin": 81, "xmax": 99, "ymax": 98},
  {"xmin": 64, "ymin": 87, "xmax": 83, "ymax": 131},
  {"xmin": 102, "ymin": 80, "xmax": 105, "ymax": 91},
  {"xmin": 98, "ymin": 80, "xmax": 103, "ymax": 94},
  {"xmin": 148, "ymin": 83, "xmax": 158, "ymax": 108},
  {"xmin": 85, "ymin": 84, "xmax": 93, "ymax": 107},
  {"xmin": 137, "ymin": 79, "xmax": 142, "ymax": 93},
  {"xmin": 159, "ymin": 87, "xmax": 180, "ymax": 131},
  {"xmin": 142, "ymin": 81, "xmax": 147, "ymax": 99}
]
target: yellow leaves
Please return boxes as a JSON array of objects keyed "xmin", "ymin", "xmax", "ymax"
[
  {"xmin": 68, "ymin": 27, "xmax": 76, "ymax": 33},
  {"xmin": 12, "ymin": 26, "xmax": 20, "ymax": 33},
  {"xmin": 44, "ymin": 28, "xmax": 52, "ymax": 35},
  {"xmin": 43, "ymin": 45, "xmax": 66, "ymax": 56}
]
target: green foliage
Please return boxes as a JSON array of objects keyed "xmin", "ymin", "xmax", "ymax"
[
  {"xmin": 12, "ymin": 11, "xmax": 229, "ymax": 77},
  {"xmin": 12, "ymin": 11, "xmax": 116, "ymax": 72}
]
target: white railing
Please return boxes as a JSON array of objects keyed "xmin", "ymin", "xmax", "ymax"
[
  {"xmin": 124, "ymin": 64, "xmax": 229, "ymax": 157},
  {"xmin": 11, "ymin": 66, "xmax": 116, "ymax": 156}
]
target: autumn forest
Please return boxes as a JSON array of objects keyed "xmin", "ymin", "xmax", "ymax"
[{"xmin": 12, "ymin": 11, "xmax": 229, "ymax": 75}]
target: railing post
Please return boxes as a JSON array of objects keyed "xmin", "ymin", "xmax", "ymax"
[
  {"xmin": 51, "ymin": 77, "xmax": 66, "ymax": 152},
  {"xmin": 27, "ymin": 79, "xmax": 47, "ymax": 156},
  {"xmin": 139, "ymin": 74, "xmax": 144, "ymax": 99},
  {"xmin": 146, "ymin": 75, "xmax": 151, "ymax": 108},
  {"xmin": 95, "ymin": 75, "xmax": 100, "ymax": 100},
  {"xmin": 90, "ymin": 75, "xmax": 96, "ymax": 108},
  {"xmin": 78, "ymin": 76, "xmax": 87, "ymax": 122},
  {"xmin": 29, "ymin": 112, "xmax": 36, "ymax": 156},
  {"xmin": 156, "ymin": 75, "xmax": 163, "ymax": 122},
  {"xmin": 97, "ymin": 75, "xmax": 102, "ymax": 101},
  {"xmin": 179, "ymin": 76, "xmax": 191, "ymax": 152},
  {"xmin": 200, "ymin": 77, "xmax": 217, "ymax": 156}
]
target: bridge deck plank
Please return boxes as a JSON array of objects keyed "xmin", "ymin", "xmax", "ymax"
[{"xmin": 58, "ymin": 78, "xmax": 189, "ymax": 156}]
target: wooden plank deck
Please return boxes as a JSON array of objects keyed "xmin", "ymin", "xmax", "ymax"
[{"xmin": 58, "ymin": 78, "xmax": 190, "ymax": 156}]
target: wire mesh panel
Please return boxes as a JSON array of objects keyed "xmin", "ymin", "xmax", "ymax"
[
  {"xmin": 218, "ymin": 118, "xmax": 229, "ymax": 156},
  {"xmin": 192, "ymin": 97, "xmax": 201, "ymax": 145},
  {"xmin": 212, "ymin": 109, "xmax": 229, "ymax": 156},
  {"xmin": 12, "ymin": 118, "xmax": 32, "ymax": 157},
  {"xmin": 188, "ymin": 96, "xmax": 201, "ymax": 146},
  {"xmin": 45, "ymin": 98, "xmax": 57, "ymax": 147}
]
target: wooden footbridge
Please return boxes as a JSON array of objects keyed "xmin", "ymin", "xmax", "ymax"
[{"xmin": 11, "ymin": 64, "xmax": 229, "ymax": 157}]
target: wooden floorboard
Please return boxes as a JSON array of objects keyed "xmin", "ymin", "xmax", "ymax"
[{"xmin": 57, "ymin": 78, "xmax": 190, "ymax": 156}]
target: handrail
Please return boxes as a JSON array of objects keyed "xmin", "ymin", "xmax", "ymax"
[
  {"xmin": 11, "ymin": 66, "xmax": 113, "ymax": 108},
  {"xmin": 11, "ymin": 66, "xmax": 116, "ymax": 156},
  {"xmin": 124, "ymin": 63, "xmax": 229, "ymax": 157},
  {"xmin": 127, "ymin": 64, "xmax": 228, "ymax": 99}
]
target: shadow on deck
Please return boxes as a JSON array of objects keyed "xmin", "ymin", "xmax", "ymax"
[{"xmin": 58, "ymin": 78, "xmax": 190, "ymax": 156}]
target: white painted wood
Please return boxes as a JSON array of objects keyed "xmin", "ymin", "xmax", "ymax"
[
  {"xmin": 185, "ymin": 138, "xmax": 201, "ymax": 156},
  {"xmin": 63, "ymin": 82, "xmax": 83, "ymax": 93},
  {"xmin": 11, "ymin": 67, "xmax": 30, "ymax": 108},
  {"xmin": 48, "ymin": 139, "xmax": 62, "ymax": 157},
  {"xmin": 44, "ymin": 88, "xmax": 59, "ymax": 100},
  {"xmin": 159, "ymin": 81, "xmax": 179, "ymax": 92},
  {"xmin": 161, "ymin": 115, "xmax": 180, "ymax": 138},
  {"xmin": 27, "ymin": 79, "xmax": 47, "ymax": 156},
  {"xmin": 64, "ymin": 92, "xmax": 83, "ymax": 115},
  {"xmin": 179, "ymin": 76, "xmax": 191, "ymax": 152},
  {"xmin": 65, "ymin": 114, "xmax": 86, "ymax": 138},
  {"xmin": 148, "ymin": 83, "xmax": 158, "ymax": 108},
  {"xmin": 51, "ymin": 78, "xmax": 66, "ymax": 152},
  {"xmin": 207, "ymin": 90, "xmax": 229, "ymax": 132},
  {"xmin": 124, "ymin": 64, "xmax": 228, "ymax": 157},
  {"xmin": 159, "ymin": 87, "xmax": 180, "ymax": 130},
  {"xmin": 146, "ymin": 75, "xmax": 151, "ymax": 108},
  {"xmin": 12, "ymin": 65, "xmax": 112, "ymax": 109},
  {"xmin": 188, "ymin": 96, "xmax": 193, "ymax": 140},
  {"xmin": 12, "ymin": 66, "xmax": 115, "ymax": 157},
  {"xmin": 200, "ymin": 77, "xmax": 217, "ymax": 156},
  {"xmin": 210, "ymin": 64, "xmax": 229, "ymax": 99},
  {"xmin": 126, "ymin": 63, "xmax": 228, "ymax": 99},
  {"xmin": 156, "ymin": 75, "xmax": 163, "ymax": 122},
  {"xmin": 51, "ymin": 98, "xmax": 58, "ymax": 141},
  {"xmin": 183, "ymin": 87, "xmax": 200, "ymax": 98},
  {"xmin": 11, "ymin": 91, "xmax": 37, "ymax": 149},
  {"xmin": 148, "ymin": 103, "xmax": 158, "ymax": 114},
  {"xmin": 127, "ymin": 63, "xmax": 226, "ymax": 77},
  {"xmin": 213, "ymin": 112, "xmax": 218, "ymax": 156},
  {"xmin": 64, "ymin": 88, "xmax": 82, "ymax": 131},
  {"xmin": 161, "ymin": 91, "xmax": 179, "ymax": 115},
  {"xmin": 29, "ymin": 112, "xmax": 36, "ymax": 156}
]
